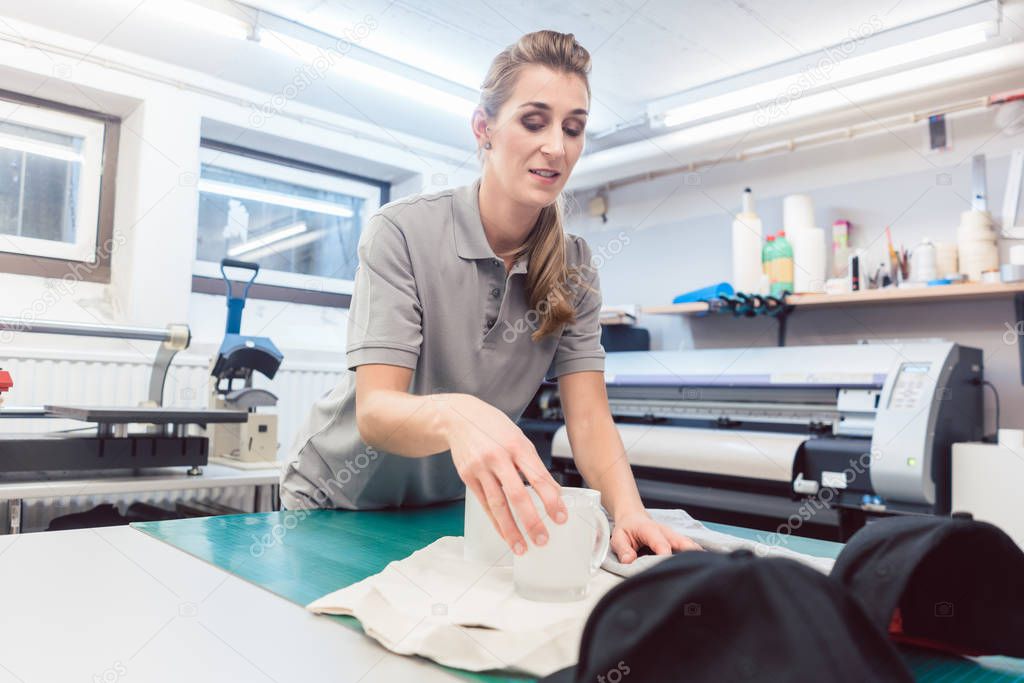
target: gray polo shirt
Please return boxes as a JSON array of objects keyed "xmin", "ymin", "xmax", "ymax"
[{"xmin": 279, "ymin": 178, "xmax": 606, "ymax": 511}]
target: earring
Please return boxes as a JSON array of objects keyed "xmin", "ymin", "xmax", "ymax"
[{"xmin": 483, "ymin": 142, "xmax": 492, "ymax": 150}]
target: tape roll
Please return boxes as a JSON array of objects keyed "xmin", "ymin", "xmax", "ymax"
[
  {"xmin": 792, "ymin": 227, "xmax": 827, "ymax": 293},
  {"xmin": 783, "ymin": 194, "xmax": 815, "ymax": 232}
]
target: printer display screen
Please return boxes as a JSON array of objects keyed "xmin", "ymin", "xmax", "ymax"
[{"xmin": 887, "ymin": 362, "xmax": 932, "ymax": 410}]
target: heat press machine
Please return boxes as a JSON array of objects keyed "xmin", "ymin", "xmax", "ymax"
[
  {"xmin": 205, "ymin": 258, "xmax": 284, "ymax": 469},
  {"xmin": 0, "ymin": 318, "xmax": 246, "ymax": 475}
]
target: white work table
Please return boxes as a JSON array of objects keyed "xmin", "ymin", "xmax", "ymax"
[
  {"xmin": 0, "ymin": 464, "xmax": 281, "ymax": 534},
  {"xmin": 0, "ymin": 525, "xmax": 461, "ymax": 683}
]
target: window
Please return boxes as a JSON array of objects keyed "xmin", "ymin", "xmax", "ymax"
[
  {"xmin": 0, "ymin": 96, "xmax": 111, "ymax": 269},
  {"xmin": 193, "ymin": 145, "xmax": 386, "ymax": 297}
]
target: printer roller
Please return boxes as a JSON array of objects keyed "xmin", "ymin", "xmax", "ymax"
[{"xmin": 552, "ymin": 423, "xmax": 805, "ymax": 483}]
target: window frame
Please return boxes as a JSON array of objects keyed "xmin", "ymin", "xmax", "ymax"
[
  {"xmin": 0, "ymin": 89, "xmax": 118, "ymax": 282},
  {"xmin": 191, "ymin": 140, "xmax": 389, "ymax": 306}
]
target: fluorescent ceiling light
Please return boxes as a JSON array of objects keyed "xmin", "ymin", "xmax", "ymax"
[
  {"xmin": 228, "ymin": 221, "xmax": 308, "ymax": 257},
  {"xmin": 656, "ymin": 2, "xmax": 999, "ymax": 129},
  {"xmin": 654, "ymin": 47, "xmax": 1009, "ymax": 156},
  {"xmin": 198, "ymin": 178, "xmax": 355, "ymax": 218},
  {"xmin": 260, "ymin": 29, "xmax": 478, "ymax": 117},
  {"xmin": 0, "ymin": 133, "xmax": 82, "ymax": 162},
  {"xmin": 148, "ymin": 1, "xmax": 253, "ymax": 41},
  {"xmin": 236, "ymin": 228, "xmax": 327, "ymax": 261}
]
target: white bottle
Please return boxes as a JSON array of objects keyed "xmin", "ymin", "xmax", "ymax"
[{"xmin": 732, "ymin": 188, "xmax": 764, "ymax": 294}]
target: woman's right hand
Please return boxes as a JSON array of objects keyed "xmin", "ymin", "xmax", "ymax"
[{"xmin": 442, "ymin": 394, "xmax": 567, "ymax": 555}]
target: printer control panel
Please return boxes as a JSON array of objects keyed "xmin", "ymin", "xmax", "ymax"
[{"xmin": 887, "ymin": 362, "xmax": 933, "ymax": 410}]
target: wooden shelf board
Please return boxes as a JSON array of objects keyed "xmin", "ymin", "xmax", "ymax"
[{"xmin": 641, "ymin": 281, "xmax": 1024, "ymax": 316}]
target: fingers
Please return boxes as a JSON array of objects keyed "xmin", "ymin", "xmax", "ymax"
[
  {"xmin": 479, "ymin": 473, "xmax": 527, "ymax": 555},
  {"xmin": 611, "ymin": 527, "xmax": 637, "ymax": 564},
  {"xmin": 665, "ymin": 527, "xmax": 704, "ymax": 552},
  {"xmin": 465, "ymin": 477, "xmax": 502, "ymax": 545},
  {"xmin": 494, "ymin": 461, "xmax": 549, "ymax": 547},
  {"xmin": 514, "ymin": 447, "xmax": 567, "ymax": 526},
  {"xmin": 636, "ymin": 523, "xmax": 701, "ymax": 556},
  {"xmin": 640, "ymin": 527, "xmax": 672, "ymax": 556}
]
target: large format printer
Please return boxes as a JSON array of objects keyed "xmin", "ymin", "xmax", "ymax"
[{"xmin": 534, "ymin": 340, "xmax": 983, "ymax": 540}]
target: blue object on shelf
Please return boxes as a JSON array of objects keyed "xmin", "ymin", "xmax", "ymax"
[
  {"xmin": 672, "ymin": 282, "xmax": 735, "ymax": 304},
  {"xmin": 927, "ymin": 278, "xmax": 952, "ymax": 286}
]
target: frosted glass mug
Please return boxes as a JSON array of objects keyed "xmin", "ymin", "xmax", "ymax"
[
  {"xmin": 513, "ymin": 487, "xmax": 610, "ymax": 602},
  {"xmin": 463, "ymin": 492, "xmax": 513, "ymax": 566}
]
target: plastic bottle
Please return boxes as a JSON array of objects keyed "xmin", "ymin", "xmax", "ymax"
[
  {"xmin": 772, "ymin": 231, "xmax": 794, "ymax": 297},
  {"xmin": 731, "ymin": 188, "xmax": 764, "ymax": 294},
  {"xmin": 762, "ymin": 234, "xmax": 777, "ymax": 294}
]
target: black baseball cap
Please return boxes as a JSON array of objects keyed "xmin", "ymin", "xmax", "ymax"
[
  {"xmin": 831, "ymin": 515, "xmax": 1024, "ymax": 657},
  {"xmin": 542, "ymin": 549, "xmax": 913, "ymax": 683}
]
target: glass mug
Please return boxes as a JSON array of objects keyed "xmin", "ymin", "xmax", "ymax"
[
  {"xmin": 464, "ymin": 491, "xmax": 513, "ymax": 566},
  {"xmin": 512, "ymin": 487, "xmax": 610, "ymax": 602}
]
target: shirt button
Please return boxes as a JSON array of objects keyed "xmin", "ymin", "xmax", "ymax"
[{"xmin": 490, "ymin": 288, "xmax": 500, "ymax": 298}]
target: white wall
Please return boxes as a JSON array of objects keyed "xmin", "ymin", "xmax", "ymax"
[
  {"xmin": 0, "ymin": 15, "xmax": 477, "ymax": 451},
  {"xmin": 566, "ymin": 105, "xmax": 1024, "ymax": 429}
]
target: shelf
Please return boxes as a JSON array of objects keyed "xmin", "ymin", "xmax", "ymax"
[
  {"xmin": 642, "ymin": 281, "xmax": 1024, "ymax": 316},
  {"xmin": 599, "ymin": 306, "xmax": 639, "ymax": 326}
]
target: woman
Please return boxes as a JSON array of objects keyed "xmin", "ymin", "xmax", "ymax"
[{"xmin": 281, "ymin": 30, "xmax": 698, "ymax": 563}]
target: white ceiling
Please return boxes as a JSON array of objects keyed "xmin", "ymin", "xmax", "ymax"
[{"xmin": 0, "ymin": 0, "xmax": 989, "ymax": 152}]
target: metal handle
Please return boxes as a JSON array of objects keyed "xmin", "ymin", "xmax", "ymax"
[
  {"xmin": 0, "ymin": 317, "xmax": 191, "ymax": 407},
  {"xmin": 220, "ymin": 258, "xmax": 260, "ymax": 335},
  {"xmin": 0, "ymin": 317, "xmax": 181, "ymax": 343}
]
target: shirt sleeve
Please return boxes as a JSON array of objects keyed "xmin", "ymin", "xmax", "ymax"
[
  {"xmin": 346, "ymin": 213, "xmax": 422, "ymax": 371},
  {"xmin": 547, "ymin": 237, "xmax": 606, "ymax": 379}
]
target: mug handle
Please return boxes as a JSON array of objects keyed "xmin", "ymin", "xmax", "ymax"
[{"xmin": 588, "ymin": 508, "xmax": 611, "ymax": 576}]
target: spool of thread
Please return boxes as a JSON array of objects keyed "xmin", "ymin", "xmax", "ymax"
[
  {"xmin": 791, "ymin": 227, "xmax": 827, "ymax": 293},
  {"xmin": 957, "ymin": 210, "xmax": 998, "ymax": 281},
  {"xmin": 911, "ymin": 240, "xmax": 937, "ymax": 282},
  {"xmin": 783, "ymin": 194, "xmax": 815, "ymax": 233},
  {"xmin": 934, "ymin": 241, "xmax": 958, "ymax": 278},
  {"xmin": 1010, "ymin": 244, "xmax": 1024, "ymax": 266}
]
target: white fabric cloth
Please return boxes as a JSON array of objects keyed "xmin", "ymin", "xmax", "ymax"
[
  {"xmin": 308, "ymin": 510, "xmax": 836, "ymax": 675},
  {"xmin": 307, "ymin": 536, "xmax": 622, "ymax": 677},
  {"xmin": 601, "ymin": 508, "xmax": 836, "ymax": 577}
]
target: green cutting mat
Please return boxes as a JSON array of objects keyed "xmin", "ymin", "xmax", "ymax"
[{"xmin": 132, "ymin": 502, "xmax": 1024, "ymax": 682}]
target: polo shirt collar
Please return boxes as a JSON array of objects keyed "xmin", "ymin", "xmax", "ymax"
[
  {"xmin": 453, "ymin": 178, "xmax": 498, "ymax": 261},
  {"xmin": 452, "ymin": 178, "xmax": 531, "ymax": 275}
]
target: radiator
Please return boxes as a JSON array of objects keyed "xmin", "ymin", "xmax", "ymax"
[
  {"xmin": 0, "ymin": 346, "xmax": 344, "ymax": 529},
  {"xmin": 1, "ymin": 485, "xmax": 259, "ymax": 534}
]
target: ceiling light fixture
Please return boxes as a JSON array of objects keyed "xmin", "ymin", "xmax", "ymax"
[
  {"xmin": 651, "ymin": 0, "xmax": 1001, "ymax": 130},
  {"xmin": 259, "ymin": 29, "xmax": 478, "ymax": 117}
]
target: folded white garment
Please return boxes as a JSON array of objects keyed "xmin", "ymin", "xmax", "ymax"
[
  {"xmin": 308, "ymin": 510, "xmax": 837, "ymax": 676},
  {"xmin": 601, "ymin": 508, "xmax": 836, "ymax": 577},
  {"xmin": 307, "ymin": 536, "xmax": 622, "ymax": 677}
]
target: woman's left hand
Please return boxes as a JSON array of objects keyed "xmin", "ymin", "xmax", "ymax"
[{"xmin": 611, "ymin": 510, "xmax": 703, "ymax": 563}]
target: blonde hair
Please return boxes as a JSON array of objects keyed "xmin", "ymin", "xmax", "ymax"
[{"xmin": 478, "ymin": 30, "xmax": 592, "ymax": 341}]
